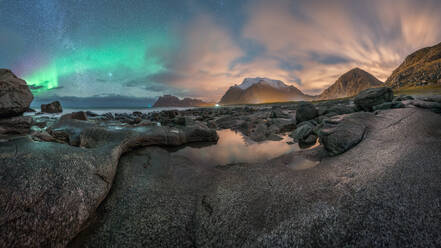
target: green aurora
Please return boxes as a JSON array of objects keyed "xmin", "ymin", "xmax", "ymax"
[{"xmin": 24, "ymin": 34, "xmax": 174, "ymax": 95}]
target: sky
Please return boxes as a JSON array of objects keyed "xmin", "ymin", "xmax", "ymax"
[{"xmin": 1, "ymin": 0, "xmax": 441, "ymax": 106}]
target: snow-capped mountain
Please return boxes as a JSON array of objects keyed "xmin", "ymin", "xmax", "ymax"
[
  {"xmin": 219, "ymin": 77, "xmax": 312, "ymax": 105},
  {"xmin": 237, "ymin": 77, "xmax": 288, "ymax": 90}
]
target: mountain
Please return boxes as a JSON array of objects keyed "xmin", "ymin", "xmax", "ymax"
[
  {"xmin": 153, "ymin": 95, "xmax": 213, "ymax": 107},
  {"xmin": 386, "ymin": 42, "xmax": 441, "ymax": 88},
  {"xmin": 319, "ymin": 68, "xmax": 383, "ymax": 100},
  {"xmin": 219, "ymin": 77, "xmax": 311, "ymax": 105}
]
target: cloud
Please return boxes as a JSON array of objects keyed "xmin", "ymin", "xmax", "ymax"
[{"xmin": 241, "ymin": 0, "xmax": 441, "ymax": 93}]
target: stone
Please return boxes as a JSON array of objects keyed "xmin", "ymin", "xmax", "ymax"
[
  {"xmin": 0, "ymin": 122, "xmax": 218, "ymax": 247},
  {"xmin": 296, "ymin": 101, "xmax": 318, "ymax": 123},
  {"xmin": 75, "ymin": 108, "xmax": 441, "ymax": 248},
  {"xmin": 60, "ymin": 111, "xmax": 88, "ymax": 121},
  {"xmin": 0, "ymin": 69, "xmax": 34, "ymax": 117},
  {"xmin": 0, "ymin": 116, "xmax": 32, "ymax": 136},
  {"xmin": 291, "ymin": 124, "xmax": 313, "ymax": 142},
  {"xmin": 354, "ymin": 87, "xmax": 393, "ymax": 111},
  {"xmin": 41, "ymin": 101, "xmax": 63, "ymax": 113},
  {"xmin": 299, "ymin": 134, "xmax": 318, "ymax": 148},
  {"xmin": 319, "ymin": 112, "xmax": 369, "ymax": 156},
  {"xmin": 372, "ymin": 101, "xmax": 405, "ymax": 111}
]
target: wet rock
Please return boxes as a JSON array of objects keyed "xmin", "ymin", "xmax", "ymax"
[
  {"xmin": 291, "ymin": 123, "xmax": 313, "ymax": 142},
  {"xmin": 354, "ymin": 87, "xmax": 393, "ymax": 111},
  {"xmin": 319, "ymin": 112, "xmax": 369, "ymax": 156},
  {"xmin": 372, "ymin": 101, "xmax": 405, "ymax": 111},
  {"xmin": 299, "ymin": 134, "xmax": 318, "ymax": 148},
  {"xmin": 0, "ymin": 116, "xmax": 32, "ymax": 136},
  {"xmin": 296, "ymin": 101, "xmax": 318, "ymax": 123},
  {"xmin": 41, "ymin": 101, "xmax": 63, "ymax": 113},
  {"xmin": 60, "ymin": 111, "xmax": 88, "ymax": 121},
  {"xmin": 0, "ymin": 122, "xmax": 218, "ymax": 247},
  {"xmin": 0, "ymin": 69, "xmax": 34, "ymax": 117}
]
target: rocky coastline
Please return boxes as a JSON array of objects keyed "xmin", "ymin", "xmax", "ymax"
[{"xmin": 1, "ymin": 69, "xmax": 441, "ymax": 247}]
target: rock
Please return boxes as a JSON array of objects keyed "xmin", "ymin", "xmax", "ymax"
[
  {"xmin": 291, "ymin": 124, "xmax": 313, "ymax": 142},
  {"xmin": 296, "ymin": 101, "xmax": 318, "ymax": 123},
  {"xmin": 299, "ymin": 134, "xmax": 318, "ymax": 148},
  {"xmin": 0, "ymin": 69, "xmax": 34, "ymax": 117},
  {"xmin": 25, "ymin": 107, "xmax": 36, "ymax": 112},
  {"xmin": 325, "ymin": 104, "xmax": 356, "ymax": 115},
  {"xmin": 41, "ymin": 101, "xmax": 63, "ymax": 113},
  {"xmin": 0, "ymin": 116, "xmax": 32, "ymax": 136},
  {"xmin": 174, "ymin": 116, "xmax": 194, "ymax": 126},
  {"xmin": 74, "ymin": 108, "xmax": 441, "ymax": 248},
  {"xmin": 0, "ymin": 122, "xmax": 218, "ymax": 247},
  {"xmin": 60, "ymin": 111, "xmax": 88, "ymax": 121},
  {"xmin": 319, "ymin": 112, "xmax": 369, "ymax": 156},
  {"xmin": 407, "ymin": 100, "xmax": 441, "ymax": 113},
  {"xmin": 86, "ymin": 111, "xmax": 99, "ymax": 117},
  {"xmin": 372, "ymin": 101, "xmax": 405, "ymax": 111},
  {"xmin": 354, "ymin": 87, "xmax": 393, "ymax": 111},
  {"xmin": 394, "ymin": 95, "xmax": 414, "ymax": 101}
]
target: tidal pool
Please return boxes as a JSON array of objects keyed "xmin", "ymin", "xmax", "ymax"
[{"xmin": 168, "ymin": 129, "xmax": 310, "ymax": 166}]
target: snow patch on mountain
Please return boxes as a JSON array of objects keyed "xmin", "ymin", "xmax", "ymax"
[{"xmin": 237, "ymin": 77, "xmax": 288, "ymax": 90}]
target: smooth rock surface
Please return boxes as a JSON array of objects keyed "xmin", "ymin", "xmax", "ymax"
[
  {"xmin": 319, "ymin": 112, "xmax": 369, "ymax": 156},
  {"xmin": 0, "ymin": 123, "xmax": 218, "ymax": 247},
  {"xmin": 73, "ymin": 108, "xmax": 441, "ymax": 248}
]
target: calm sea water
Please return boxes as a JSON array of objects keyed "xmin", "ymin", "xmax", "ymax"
[{"xmin": 25, "ymin": 107, "xmax": 194, "ymax": 116}]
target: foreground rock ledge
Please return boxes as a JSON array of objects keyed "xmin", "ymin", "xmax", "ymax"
[
  {"xmin": 0, "ymin": 124, "xmax": 217, "ymax": 247},
  {"xmin": 72, "ymin": 108, "xmax": 441, "ymax": 247}
]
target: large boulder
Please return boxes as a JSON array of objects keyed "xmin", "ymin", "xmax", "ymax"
[
  {"xmin": 41, "ymin": 101, "xmax": 63, "ymax": 113},
  {"xmin": 319, "ymin": 112, "xmax": 369, "ymax": 156},
  {"xmin": 0, "ymin": 122, "xmax": 218, "ymax": 247},
  {"xmin": 354, "ymin": 87, "xmax": 393, "ymax": 111},
  {"xmin": 0, "ymin": 69, "xmax": 34, "ymax": 117},
  {"xmin": 296, "ymin": 101, "xmax": 318, "ymax": 123}
]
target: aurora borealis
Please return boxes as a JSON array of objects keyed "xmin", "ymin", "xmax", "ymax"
[
  {"xmin": 24, "ymin": 34, "xmax": 171, "ymax": 93},
  {"xmin": 2, "ymin": 0, "xmax": 441, "ymax": 106}
]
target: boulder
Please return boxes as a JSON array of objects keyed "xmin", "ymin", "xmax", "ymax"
[
  {"xmin": 0, "ymin": 116, "xmax": 32, "ymax": 136},
  {"xmin": 0, "ymin": 123, "xmax": 218, "ymax": 247},
  {"xmin": 41, "ymin": 101, "xmax": 63, "ymax": 113},
  {"xmin": 0, "ymin": 69, "xmax": 34, "ymax": 117},
  {"xmin": 291, "ymin": 124, "xmax": 313, "ymax": 142},
  {"xmin": 60, "ymin": 111, "xmax": 88, "ymax": 121},
  {"xmin": 296, "ymin": 101, "xmax": 318, "ymax": 123},
  {"xmin": 354, "ymin": 87, "xmax": 393, "ymax": 111},
  {"xmin": 299, "ymin": 134, "xmax": 318, "ymax": 148},
  {"xmin": 319, "ymin": 113, "xmax": 369, "ymax": 156}
]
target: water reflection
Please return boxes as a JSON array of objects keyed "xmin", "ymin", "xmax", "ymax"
[{"xmin": 169, "ymin": 129, "xmax": 302, "ymax": 166}]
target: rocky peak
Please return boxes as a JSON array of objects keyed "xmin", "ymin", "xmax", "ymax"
[
  {"xmin": 319, "ymin": 68, "xmax": 383, "ymax": 100},
  {"xmin": 386, "ymin": 42, "xmax": 441, "ymax": 88}
]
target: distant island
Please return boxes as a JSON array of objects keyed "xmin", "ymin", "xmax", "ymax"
[{"xmin": 152, "ymin": 94, "xmax": 214, "ymax": 107}]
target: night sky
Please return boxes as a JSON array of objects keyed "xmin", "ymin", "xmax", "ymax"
[{"xmin": 2, "ymin": 0, "xmax": 441, "ymax": 106}]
